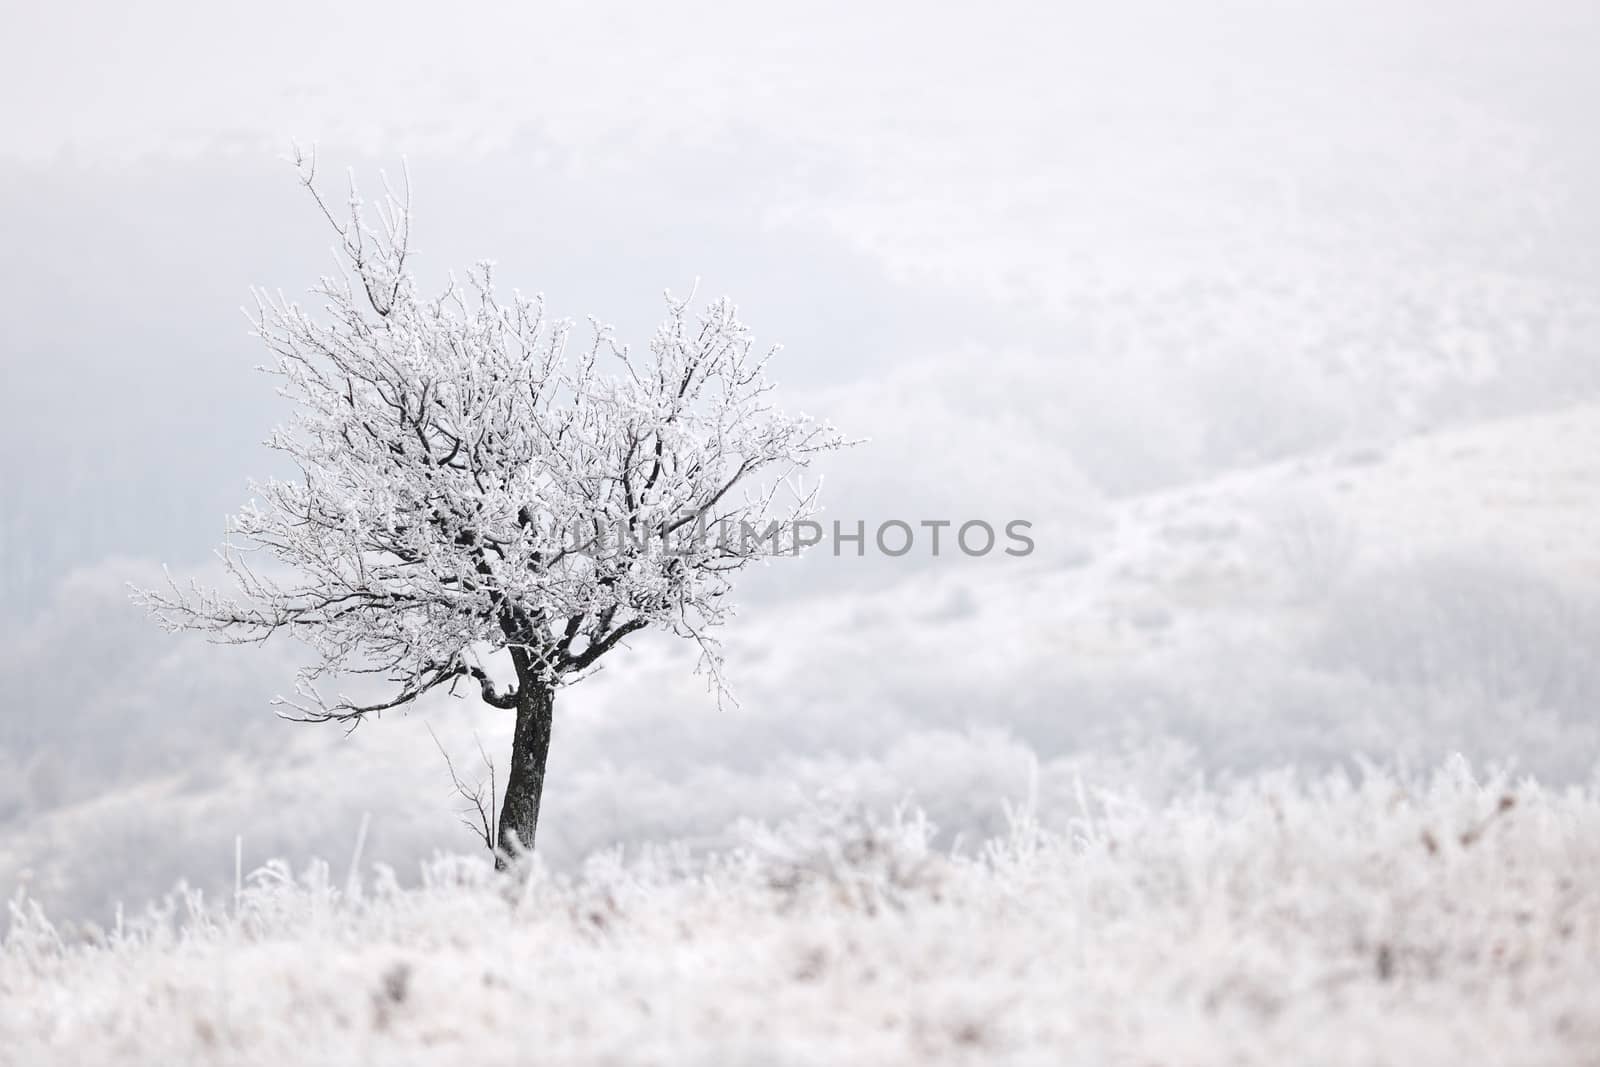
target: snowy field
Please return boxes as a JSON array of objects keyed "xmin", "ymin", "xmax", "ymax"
[
  {"xmin": 5, "ymin": 763, "xmax": 1599, "ymax": 1066},
  {"xmin": 4, "ymin": 2, "xmax": 1599, "ymax": 1063}
]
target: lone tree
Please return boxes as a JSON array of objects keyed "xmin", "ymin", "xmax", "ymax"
[{"xmin": 138, "ymin": 156, "xmax": 845, "ymax": 863}]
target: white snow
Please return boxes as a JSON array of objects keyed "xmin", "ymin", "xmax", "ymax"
[{"xmin": 5, "ymin": 763, "xmax": 1597, "ymax": 1065}]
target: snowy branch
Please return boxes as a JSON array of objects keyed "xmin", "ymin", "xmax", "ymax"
[{"xmin": 134, "ymin": 151, "xmax": 848, "ymax": 723}]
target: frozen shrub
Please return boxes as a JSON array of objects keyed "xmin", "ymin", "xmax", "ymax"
[{"xmin": 740, "ymin": 801, "xmax": 944, "ymax": 914}]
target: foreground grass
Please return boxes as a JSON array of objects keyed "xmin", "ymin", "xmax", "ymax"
[{"xmin": 5, "ymin": 762, "xmax": 1600, "ymax": 1066}]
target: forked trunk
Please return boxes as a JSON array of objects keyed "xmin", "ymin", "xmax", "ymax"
[{"xmin": 496, "ymin": 682, "xmax": 554, "ymax": 868}]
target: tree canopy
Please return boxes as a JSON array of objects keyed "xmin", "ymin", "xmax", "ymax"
[{"xmin": 138, "ymin": 154, "xmax": 846, "ymax": 724}]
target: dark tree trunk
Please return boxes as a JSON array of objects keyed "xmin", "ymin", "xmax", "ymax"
[{"xmin": 496, "ymin": 682, "xmax": 554, "ymax": 868}]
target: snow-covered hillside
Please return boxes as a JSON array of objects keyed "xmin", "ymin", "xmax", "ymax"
[
  {"xmin": 5, "ymin": 764, "xmax": 1598, "ymax": 1066},
  {"xmin": 5, "ymin": 403, "xmax": 1600, "ymax": 924}
]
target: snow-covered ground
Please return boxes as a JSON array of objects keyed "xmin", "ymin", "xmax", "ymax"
[
  {"xmin": 4, "ymin": 3, "xmax": 1597, "ymax": 1060},
  {"xmin": 6, "ymin": 763, "xmax": 1598, "ymax": 1065}
]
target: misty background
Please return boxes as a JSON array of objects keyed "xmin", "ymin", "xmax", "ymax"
[{"xmin": 3, "ymin": 0, "xmax": 1600, "ymax": 919}]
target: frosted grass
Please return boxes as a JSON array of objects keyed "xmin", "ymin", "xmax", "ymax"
[{"xmin": 5, "ymin": 760, "xmax": 1599, "ymax": 1065}]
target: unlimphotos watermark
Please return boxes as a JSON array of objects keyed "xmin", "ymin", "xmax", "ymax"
[{"xmin": 534, "ymin": 517, "xmax": 1035, "ymax": 560}]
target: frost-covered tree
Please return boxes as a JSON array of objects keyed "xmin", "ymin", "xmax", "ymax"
[{"xmin": 137, "ymin": 155, "xmax": 845, "ymax": 862}]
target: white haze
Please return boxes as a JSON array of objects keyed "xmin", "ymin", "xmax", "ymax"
[{"xmin": 2, "ymin": 0, "xmax": 1600, "ymax": 933}]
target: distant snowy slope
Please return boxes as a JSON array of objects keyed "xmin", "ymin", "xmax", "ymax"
[{"xmin": 5, "ymin": 405, "xmax": 1600, "ymax": 922}]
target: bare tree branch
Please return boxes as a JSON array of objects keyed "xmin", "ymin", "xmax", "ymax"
[{"xmin": 428, "ymin": 724, "xmax": 497, "ymax": 854}]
